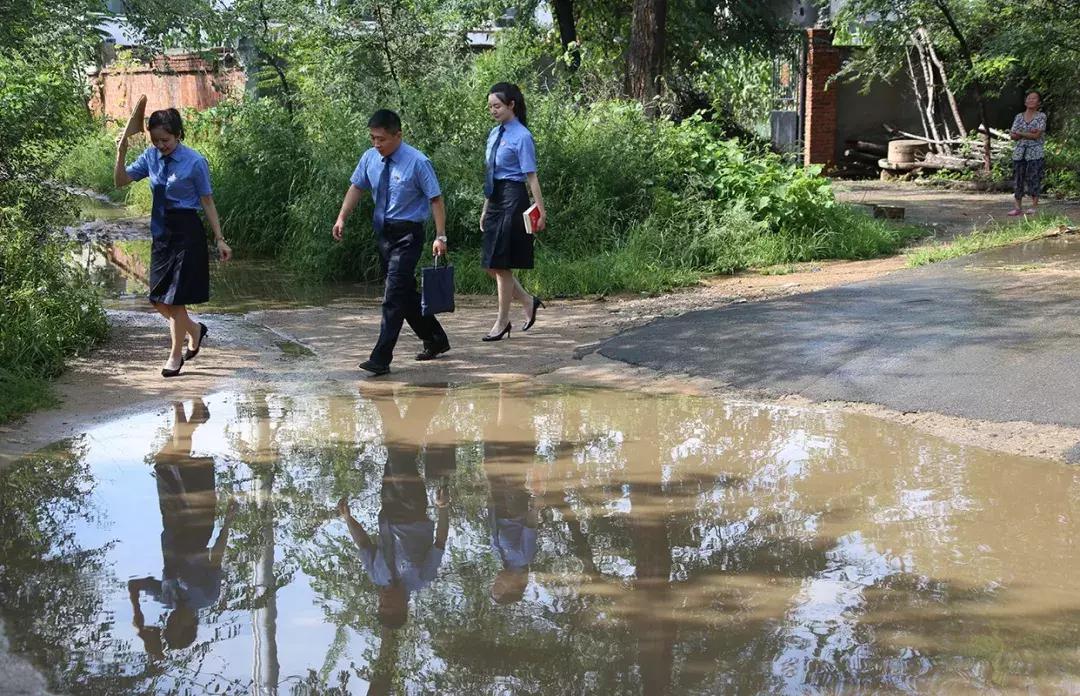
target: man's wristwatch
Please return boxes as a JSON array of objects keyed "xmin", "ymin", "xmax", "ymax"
[{"xmin": 436, "ymin": 235, "xmax": 448, "ymax": 243}]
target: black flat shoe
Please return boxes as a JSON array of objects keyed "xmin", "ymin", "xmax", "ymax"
[
  {"xmin": 161, "ymin": 357, "xmax": 184, "ymax": 378},
  {"xmin": 358, "ymin": 359, "xmax": 391, "ymax": 376},
  {"xmin": 523, "ymin": 297, "xmax": 545, "ymax": 332},
  {"xmin": 183, "ymin": 322, "xmax": 208, "ymax": 361},
  {"xmin": 482, "ymin": 323, "xmax": 512, "ymax": 342},
  {"xmin": 416, "ymin": 341, "xmax": 451, "ymax": 361}
]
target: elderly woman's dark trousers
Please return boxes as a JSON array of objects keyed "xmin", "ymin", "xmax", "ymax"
[
  {"xmin": 370, "ymin": 220, "xmax": 447, "ymax": 367},
  {"xmin": 1013, "ymin": 158, "xmax": 1045, "ymax": 199}
]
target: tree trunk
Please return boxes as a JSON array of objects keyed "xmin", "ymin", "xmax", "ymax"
[
  {"xmin": 627, "ymin": 0, "xmax": 668, "ymax": 114},
  {"xmin": 917, "ymin": 26, "xmax": 966, "ymax": 137},
  {"xmin": 905, "ymin": 46, "xmax": 933, "ymax": 143},
  {"xmin": 931, "ymin": 0, "xmax": 992, "ymax": 172},
  {"xmin": 913, "ymin": 33, "xmax": 950, "ymax": 153},
  {"xmin": 551, "ymin": 0, "xmax": 581, "ymax": 73}
]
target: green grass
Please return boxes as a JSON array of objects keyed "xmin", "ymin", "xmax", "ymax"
[
  {"xmin": 906, "ymin": 215, "xmax": 1070, "ymax": 267},
  {"xmin": 0, "ymin": 370, "xmax": 61, "ymax": 422}
]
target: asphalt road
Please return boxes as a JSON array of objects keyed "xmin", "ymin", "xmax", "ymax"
[{"xmin": 600, "ymin": 237, "xmax": 1080, "ymax": 428}]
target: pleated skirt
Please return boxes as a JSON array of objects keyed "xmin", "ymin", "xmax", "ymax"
[{"xmin": 149, "ymin": 209, "xmax": 210, "ymax": 306}]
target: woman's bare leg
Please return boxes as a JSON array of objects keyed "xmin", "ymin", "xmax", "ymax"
[
  {"xmin": 153, "ymin": 303, "xmax": 181, "ymax": 369},
  {"xmin": 490, "ymin": 270, "xmax": 515, "ymax": 335},
  {"xmin": 170, "ymin": 305, "xmax": 201, "ymax": 351},
  {"xmin": 508, "ymin": 274, "xmax": 536, "ymax": 321},
  {"xmin": 152, "ymin": 301, "xmax": 171, "ymax": 321}
]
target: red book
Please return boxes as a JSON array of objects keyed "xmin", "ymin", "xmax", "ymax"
[{"xmin": 522, "ymin": 204, "xmax": 541, "ymax": 234}]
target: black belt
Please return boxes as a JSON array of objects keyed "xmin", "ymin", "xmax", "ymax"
[{"xmin": 383, "ymin": 218, "xmax": 423, "ymax": 228}]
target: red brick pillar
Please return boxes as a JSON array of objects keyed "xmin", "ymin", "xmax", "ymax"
[{"xmin": 804, "ymin": 28, "xmax": 841, "ymax": 167}]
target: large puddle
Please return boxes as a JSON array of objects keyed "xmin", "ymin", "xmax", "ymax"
[
  {"xmin": 1, "ymin": 384, "xmax": 1077, "ymax": 695},
  {"xmin": 66, "ymin": 197, "xmax": 382, "ymax": 314},
  {"xmin": 99, "ymin": 257, "xmax": 383, "ymax": 315}
]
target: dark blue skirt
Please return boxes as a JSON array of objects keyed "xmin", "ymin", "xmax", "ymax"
[
  {"xmin": 482, "ymin": 180, "xmax": 533, "ymax": 269},
  {"xmin": 149, "ymin": 209, "xmax": 210, "ymax": 306}
]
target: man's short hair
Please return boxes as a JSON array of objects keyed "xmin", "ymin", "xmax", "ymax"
[{"xmin": 368, "ymin": 109, "xmax": 402, "ymax": 134}]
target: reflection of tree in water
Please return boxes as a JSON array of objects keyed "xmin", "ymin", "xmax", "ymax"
[
  {"xmin": 0, "ymin": 432, "xmax": 243, "ymax": 695},
  {"xmin": 3, "ymin": 386, "xmax": 1078, "ymax": 694},
  {"xmin": 0, "ymin": 439, "xmax": 143, "ymax": 694}
]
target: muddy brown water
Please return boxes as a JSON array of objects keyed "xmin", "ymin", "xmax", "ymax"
[
  {"xmin": 86, "ymin": 251, "xmax": 383, "ymax": 315},
  {"xmin": 1, "ymin": 383, "xmax": 1077, "ymax": 695}
]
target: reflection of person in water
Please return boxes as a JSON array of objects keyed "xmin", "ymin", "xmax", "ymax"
[
  {"xmin": 487, "ymin": 470, "xmax": 539, "ymax": 604},
  {"xmin": 483, "ymin": 383, "xmax": 541, "ymax": 604},
  {"xmin": 338, "ymin": 384, "xmax": 455, "ymax": 628},
  {"xmin": 128, "ymin": 399, "xmax": 236, "ymax": 659}
]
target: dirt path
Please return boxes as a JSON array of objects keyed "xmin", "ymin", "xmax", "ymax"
[
  {"xmin": 834, "ymin": 180, "xmax": 1080, "ymax": 240},
  {"xmin": 4, "ymin": 249, "xmax": 1074, "ymax": 464},
  {"xmin": 0, "ymin": 257, "xmax": 911, "ymax": 464},
  {"xmin": 6, "ymin": 182, "xmax": 1080, "ymax": 464}
]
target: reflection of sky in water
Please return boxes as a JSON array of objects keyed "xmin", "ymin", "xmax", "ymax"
[
  {"xmin": 1, "ymin": 385, "xmax": 1078, "ymax": 695},
  {"xmin": 770, "ymin": 532, "xmax": 903, "ymax": 694},
  {"xmin": 71, "ymin": 394, "xmax": 370, "ymax": 693}
]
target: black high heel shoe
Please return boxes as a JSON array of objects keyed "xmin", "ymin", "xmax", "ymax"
[
  {"xmin": 523, "ymin": 296, "xmax": 545, "ymax": 332},
  {"xmin": 482, "ymin": 322, "xmax": 512, "ymax": 342},
  {"xmin": 183, "ymin": 322, "xmax": 208, "ymax": 361},
  {"xmin": 161, "ymin": 357, "xmax": 185, "ymax": 378}
]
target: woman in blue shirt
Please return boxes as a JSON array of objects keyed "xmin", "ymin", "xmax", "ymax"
[
  {"xmin": 480, "ymin": 83, "xmax": 549, "ymax": 341},
  {"xmin": 114, "ymin": 108, "xmax": 232, "ymax": 377}
]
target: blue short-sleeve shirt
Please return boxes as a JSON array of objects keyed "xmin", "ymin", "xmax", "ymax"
[
  {"xmin": 350, "ymin": 142, "xmax": 441, "ymax": 224},
  {"xmin": 356, "ymin": 517, "xmax": 445, "ymax": 593},
  {"xmin": 486, "ymin": 118, "xmax": 537, "ymax": 182},
  {"xmin": 125, "ymin": 143, "xmax": 212, "ymax": 210},
  {"xmin": 490, "ymin": 512, "xmax": 538, "ymax": 571}
]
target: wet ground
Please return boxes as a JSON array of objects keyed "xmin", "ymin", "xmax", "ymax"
[
  {"xmin": 601, "ymin": 235, "xmax": 1080, "ymax": 444},
  {"xmin": 5, "ymin": 192, "xmax": 1080, "ymax": 694},
  {"xmin": 1, "ymin": 383, "xmax": 1078, "ymax": 695},
  {"xmin": 834, "ymin": 180, "xmax": 1080, "ymax": 240}
]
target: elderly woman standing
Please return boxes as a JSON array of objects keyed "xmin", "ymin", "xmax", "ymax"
[{"xmin": 1009, "ymin": 91, "xmax": 1047, "ymax": 216}]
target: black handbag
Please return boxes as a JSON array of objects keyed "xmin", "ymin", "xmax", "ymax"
[{"xmin": 421, "ymin": 254, "xmax": 455, "ymax": 316}]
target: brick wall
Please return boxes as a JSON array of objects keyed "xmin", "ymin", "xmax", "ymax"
[
  {"xmin": 803, "ymin": 28, "xmax": 841, "ymax": 167},
  {"xmin": 90, "ymin": 53, "xmax": 245, "ymax": 122}
]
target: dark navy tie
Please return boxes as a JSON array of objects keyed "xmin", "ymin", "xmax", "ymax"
[
  {"xmin": 374, "ymin": 155, "xmax": 391, "ymax": 234},
  {"xmin": 150, "ymin": 154, "xmax": 172, "ymax": 240},
  {"xmin": 484, "ymin": 125, "xmax": 505, "ymax": 198}
]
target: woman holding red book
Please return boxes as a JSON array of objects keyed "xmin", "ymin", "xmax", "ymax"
[{"xmin": 479, "ymin": 82, "xmax": 548, "ymax": 341}]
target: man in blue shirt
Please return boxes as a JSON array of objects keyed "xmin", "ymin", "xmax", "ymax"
[
  {"xmin": 333, "ymin": 109, "xmax": 451, "ymax": 375},
  {"xmin": 337, "ymin": 385, "xmax": 455, "ymax": 629}
]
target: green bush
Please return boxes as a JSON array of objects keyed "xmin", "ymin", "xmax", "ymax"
[
  {"xmin": 55, "ymin": 127, "xmax": 153, "ymax": 211},
  {"xmin": 1, "ymin": 48, "xmax": 109, "ymax": 423},
  {"xmin": 1044, "ymin": 137, "xmax": 1080, "ymax": 199},
  {"xmin": 187, "ymin": 100, "xmax": 313, "ymax": 256},
  {"xmin": 0, "ymin": 201, "xmax": 109, "ymax": 422},
  {"xmin": 55, "ymin": 41, "xmax": 917, "ymax": 296}
]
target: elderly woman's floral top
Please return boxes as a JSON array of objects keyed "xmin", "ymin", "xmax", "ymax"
[{"xmin": 1011, "ymin": 111, "xmax": 1047, "ymax": 161}]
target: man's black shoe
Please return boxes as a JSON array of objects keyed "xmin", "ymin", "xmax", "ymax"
[
  {"xmin": 416, "ymin": 341, "xmax": 451, "ymax": 361},
  {"xmin": 358, "ymin": 359, "xmax": 391, "ymax": 376}
]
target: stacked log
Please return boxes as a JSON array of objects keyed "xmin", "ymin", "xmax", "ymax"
[{"xmin": 838, "ymin": 138, "xmax": 889, "ymax": 178}]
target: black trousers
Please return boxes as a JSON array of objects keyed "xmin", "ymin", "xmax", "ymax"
[{"xmin": 371, "ymin": 221, "xmax": 448, "ymax": 366}]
